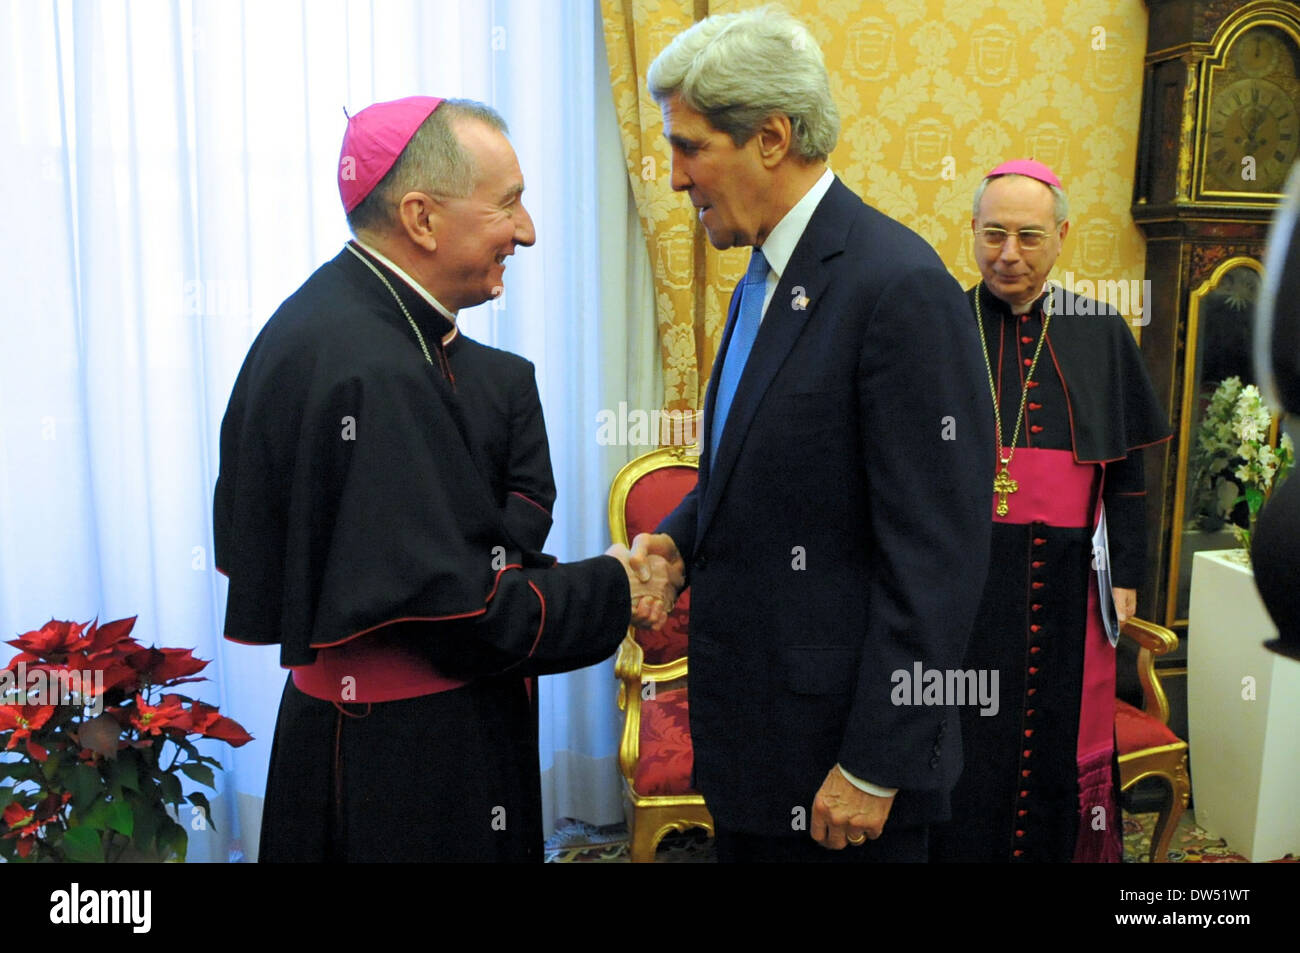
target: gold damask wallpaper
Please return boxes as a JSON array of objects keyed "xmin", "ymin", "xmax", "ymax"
[{"xmin": 603, "ymin": 0, "xmax": 1150, "ymax": 418}]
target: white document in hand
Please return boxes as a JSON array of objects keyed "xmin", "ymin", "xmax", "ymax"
[{"xmin": 1092, "ymin": 504, "xmax": 1120, "ymax": 647}]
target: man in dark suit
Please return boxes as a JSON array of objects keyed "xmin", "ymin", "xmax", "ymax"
[{"xmin": 629, "ymin": 9, "xmax": 994, "ymax": 861}]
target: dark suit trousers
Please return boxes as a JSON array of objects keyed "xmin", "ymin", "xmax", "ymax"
[{"xmin": 714, "ymin": 824, "xmax": 928, "ymax": 863}]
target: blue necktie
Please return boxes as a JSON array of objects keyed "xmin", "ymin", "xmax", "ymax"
[{"xmin": 710, "ymin": 248, "xmax": 769, "ymax": 465}]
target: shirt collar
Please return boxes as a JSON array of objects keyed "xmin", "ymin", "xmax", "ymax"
[
  {"xmin": 756, "ymin": 166, "xmax": 835, "ymax": 281},
  {"xmin": 353, "ymin": 238, "xmax": 458, "ymax": 324}
]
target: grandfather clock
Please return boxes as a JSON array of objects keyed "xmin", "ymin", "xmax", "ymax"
[
  {"xmin": 1130, "ymin": 1, "xmax": 1299, "ymax": 747},
  {"xmin": 1133, "ymin": 0, "xmax": 1299, "ymax": 631}
]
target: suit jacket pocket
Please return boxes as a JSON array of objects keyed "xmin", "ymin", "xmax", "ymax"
[{"xmin": 782, "ymin": 646, "xmax": 858, "ymax": 695}]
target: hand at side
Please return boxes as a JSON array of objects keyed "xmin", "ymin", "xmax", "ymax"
[{"xmin": 810, "ymin": 765, "xmax": 895, "ymax": 849}]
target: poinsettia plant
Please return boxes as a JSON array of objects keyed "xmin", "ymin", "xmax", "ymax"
[{"xmin": 0, "ymin": 616, "xmax": 251, "ymax": 862}]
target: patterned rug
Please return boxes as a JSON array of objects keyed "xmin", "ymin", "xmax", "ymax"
[
  {"xmin": 545, "ymin": 810, "xmax": 1299, "ymax": 863},
  {"xmin": 1124, "ymin": 810, "xmax": 1297, "ymax": 863}
]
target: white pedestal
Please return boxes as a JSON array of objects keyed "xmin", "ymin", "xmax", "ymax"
[{"xmin": 1188, "ymin": 550, "xmax": 1300, "ymax": 861}]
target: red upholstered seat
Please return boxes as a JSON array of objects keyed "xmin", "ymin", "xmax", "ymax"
[
  {"xmin": 623, "ymin": 466, "xmax": 696, "ymax": 664},
  {"xmin": 1115, "ymin": 698, "xmax": 1181, "ymax": 753},
  {"xmin": 632, "ymin": 686, "xmax": 697, "ymax": 797}
]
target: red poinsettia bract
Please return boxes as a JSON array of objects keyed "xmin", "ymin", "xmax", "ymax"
[
  {"xmin": 5, "ymin": 620, "xmax": 93, "ymax": 664},
  {"xmin": 2, "ymin": 793, "xmax": 71, "ymax": 858},
  {"xmin": 129, "ymin": 694, "xmax": 191, "ymax": 736},
  {"xmin": 0, "ymin": 702, "xmax": 55, "ymax": 760},
  {"xmin": 188, "ymin": 701, "xmax": 253, "ymax": 747},
  {"xmin": 125, "ymin": 646, "xmax": 209, "ymax": 687}
]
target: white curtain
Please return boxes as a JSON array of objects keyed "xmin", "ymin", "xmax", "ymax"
[{"xmin": 0, "ymin": 0, "xmax": 657, "ymax": 860}]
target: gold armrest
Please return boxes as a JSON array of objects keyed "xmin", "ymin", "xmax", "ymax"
[
  {"xmin": 614, "ymin": 632, "xmax": 644, "ymax": 712},
  {"xmin": 1120, "ymin": 617, "xmax": 1180, "ymax": 725}
]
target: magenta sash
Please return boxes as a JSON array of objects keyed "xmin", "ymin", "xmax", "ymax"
[{"xmin": 292, "ymin": 628, "xmax": 467, "ymax": 703}]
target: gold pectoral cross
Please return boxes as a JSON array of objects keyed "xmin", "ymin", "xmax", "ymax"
[{"xmin": 993, "ymin": 464, "xmax": 1018, "ymax": 517}]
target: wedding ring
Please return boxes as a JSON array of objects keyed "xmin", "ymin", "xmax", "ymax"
[{"xmin": 847, "ymin": 832, "xmax": 866, "ymax": 846}]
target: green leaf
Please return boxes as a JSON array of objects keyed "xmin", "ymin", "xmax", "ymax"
[
  {"xmin": 40, "ymin": 750, "xmax": 63, "ymax": 781},
  {"xmin": 62, "ymin": 825, "xmax": 105, "ymax": 863},
  {"xmin": 131, "ymin": 799, "xmax": 157, "ymax": 851},
  {"xmin": 156, "ymin": 817, "xmax": 188, "ymax": 863},
  {"xmin": 1244, "ymin": 485, "xmax": 1264, "ymax": 515},
  {"xmin": 187, "ymin": 790, "xmax": 218, "ymax": 833},
  {"xmin": 68, "ymin": 763, "xmax": 104, "ymax": 811},
  {"xmin": 105, "ymin": 798, "xmax": 133, "ymax": 837},
  {"xmin": 179, "ymin": 762, "xmax": 215, "ymax": 789},
  {"xmin": 75, "ymin": 797, "xmax": 114, "ymax": 832},
  {"xmin": 111, "ymin": 753, "xmax": 141, "ymax": 793},
  {"xmin": 157, "ymin": 770, "xmax": 183, "ymax": 805}
]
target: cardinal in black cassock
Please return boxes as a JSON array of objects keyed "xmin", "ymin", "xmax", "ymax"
[{"xmin": 213, "ymin": 96, "xmax": 640, "ymax": 862}]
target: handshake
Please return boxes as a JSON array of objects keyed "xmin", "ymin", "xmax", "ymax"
[{"xmin": 605, "ymin": 533, "xmax": 685, "ymax": 630}]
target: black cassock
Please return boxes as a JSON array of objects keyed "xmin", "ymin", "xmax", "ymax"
[
  {"xmin": 930, "ymin": 284, "xmax": 1170, "ymax": 863},
  {"xmin": 213, "ymin": 243, "xmax": 628, "ymax": 862},
  {"xmin": 444, "ymin": 330, "xmax": 556, "ymax": 553}
]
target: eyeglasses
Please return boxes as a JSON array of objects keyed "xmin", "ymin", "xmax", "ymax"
[{"xmin": 976, "ymin": 227, "xmax": 1050, "ymax": 250}]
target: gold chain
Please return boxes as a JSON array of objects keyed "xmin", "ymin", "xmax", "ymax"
[
  {"xmin": 345, "ymin": 243, "xmax": 434, "ymax": 366},
  {"xmin": 974, "ymin": 282, "xmax": 1053, "ymax": 515}
]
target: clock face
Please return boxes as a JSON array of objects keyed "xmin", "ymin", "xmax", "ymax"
[
  {"xmin": 1205, "ymin": 77, "xmax": 1300, "ymax": 194},
  {"xmin": 1235, "ymin": 28, "xmax": 1286, "ymax": 78}
]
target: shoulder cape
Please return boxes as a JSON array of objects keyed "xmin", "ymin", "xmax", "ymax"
[
  {"xmin": 969, "ymin": 283, "xmax": 1171, "ymax": 463},
  {"xmin": 214, "ymin": 247, "xmax": 626, "ymax": 668}
]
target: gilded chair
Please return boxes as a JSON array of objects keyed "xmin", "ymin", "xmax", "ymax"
[
  {"xmin": 608, "ymin": 442, "xmax": 714, "ymax": 862},
  {"xmin": 1116, "ymin": 617, "xmax": 1190, "ymax": 863}
]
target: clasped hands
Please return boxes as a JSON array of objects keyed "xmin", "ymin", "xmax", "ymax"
[{"xmin": 604, "ymin": 532, "xmax": 685, "ymax": 629}]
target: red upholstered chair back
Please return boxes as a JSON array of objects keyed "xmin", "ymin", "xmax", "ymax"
[{"xmin": 609, "ymin": 448, "xmax": 699, "ymax": 666}]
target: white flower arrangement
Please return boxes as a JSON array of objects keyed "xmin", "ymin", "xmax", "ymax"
[{"xmin": 1188, "ymin": 376, "xmax": 1294, "ymax": 554}]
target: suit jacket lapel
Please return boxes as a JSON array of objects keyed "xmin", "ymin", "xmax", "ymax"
[{"xmin": 696, "ymin": 177, "xmax": 855, "ymax": 542}]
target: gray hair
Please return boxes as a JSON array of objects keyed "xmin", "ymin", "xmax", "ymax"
[
  {"xmin": 972, "ymin": 173, "xmax": 1069, "ymax": 226},
  {"xmin": 647, "ymin": 7, "xmax": 839, "ymax": 162},
  {"xmin": 347, "ymin": 98, "xmax": 508, "ymax": 235}
]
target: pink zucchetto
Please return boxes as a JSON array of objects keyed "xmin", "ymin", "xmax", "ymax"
[
  {"xmin": 983, "ymin": 158, "xmax": 1063, "ymax": 190},
  {"xmin": 338, "ymin": 96, "xmax": 444, "ymax": 213}
]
